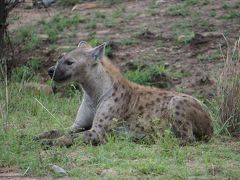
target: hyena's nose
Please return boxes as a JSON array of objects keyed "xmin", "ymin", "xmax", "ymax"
[{"xmin": 48, "ymin": 66, "xmax": 55, "ymax": 78}]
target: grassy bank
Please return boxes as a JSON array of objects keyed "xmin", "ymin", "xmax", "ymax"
[{"xmin": 0, "ymin": 83, "xmax": 239, "ymax": 179}]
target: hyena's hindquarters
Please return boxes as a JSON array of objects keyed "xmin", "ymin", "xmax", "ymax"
[{"xmin": 168, "ymin": 96, "xmax": 213, "ymax": 143}]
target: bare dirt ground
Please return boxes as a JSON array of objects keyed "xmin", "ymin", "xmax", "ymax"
[{"xmin": 8, "ymin": 0, "xmax": 240, "ymax": 98}]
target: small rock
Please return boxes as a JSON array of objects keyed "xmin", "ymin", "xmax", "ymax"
[{"xmin": 50, "ymin": 164, "xmax": 67, "ymax": 176}]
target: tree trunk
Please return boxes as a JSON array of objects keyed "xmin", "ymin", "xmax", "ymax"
[{"xmin": 0, "ymin": 0, "xmax": 7, "ymax": 60}]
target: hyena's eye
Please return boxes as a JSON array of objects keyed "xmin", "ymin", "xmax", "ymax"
[{"xmin": 65, "ymin": 59, "xmax": 74, "ymax": 66}]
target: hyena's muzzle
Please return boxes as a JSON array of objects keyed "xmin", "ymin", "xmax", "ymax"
[
  {"xmin": 48, "ymin": 62, "xmax": 73, "ymax": 94},
  {"xmin": 48, "ymin": 63, "xmax": 72, "ymax": 83},
  {"xmin": 48, "ymin": 66, "xmax": 55, "ymax": 79}
]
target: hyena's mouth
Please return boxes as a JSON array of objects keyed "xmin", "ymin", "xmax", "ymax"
[{"xmin": 52, "ymin": 74, "xmax": 72, "ymax": 83}]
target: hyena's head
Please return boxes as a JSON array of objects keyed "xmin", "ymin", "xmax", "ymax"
[{"xmin": 48, "ymin": 41, "xmax": 106, "ymax": 84}]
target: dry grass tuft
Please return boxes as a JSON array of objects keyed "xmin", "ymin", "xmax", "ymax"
[{"xmin": 218, "ymin": 36, "xmax": 240, "ymax": 136}]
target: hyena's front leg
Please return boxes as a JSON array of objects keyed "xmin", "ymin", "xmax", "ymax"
[
  {"xmin": 39, "ymin": 132, "xmax": 80, "ymax": 148},
  {"xmin": 34, "ymin": 94, "xmax": 95, "ymax": 147},
  {"xmin": 33, "ymin": 129, "xmax": 66, "ymax": 141},
  {"xmin": 82, "ymin": 102, "xmax": 118, "ymax": 145}
]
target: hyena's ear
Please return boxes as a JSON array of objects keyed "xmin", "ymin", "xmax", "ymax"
[
  {"xmin": 77, "ymin": 41, "xmax": 92, "ymax": 48},
  {"xmin": 90, "ymin": 43, "xmax": 106, "ymax": 62}
]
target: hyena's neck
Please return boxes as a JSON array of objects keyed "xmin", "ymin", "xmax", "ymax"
[{"xmin": 79, "ymin": 63, "xmax": 114, "ymax": 105}]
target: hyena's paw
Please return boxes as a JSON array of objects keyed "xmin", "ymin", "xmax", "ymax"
[
  {"xmin": 33, "ymin": 129, "xmax": 65, "ymax": 141},
  {"xmin": 40, "ymin": 135, "xmax": 74, "ymax": 148}
]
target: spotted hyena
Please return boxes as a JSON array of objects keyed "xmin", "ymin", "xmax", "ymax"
[{"xmin": 35, "ymin": 42, "xmax": 213, "ymax": 146}]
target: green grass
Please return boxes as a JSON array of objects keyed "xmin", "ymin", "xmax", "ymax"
[
  {"xmin": 147, "ymin": 0, "xmax": 159, "ymax": 16},
  {"xmin": 167, "ymin": 0, "xmax": 210, "ymax": 17},
  {"xmin": 222, "ymin": 11, "xmax": 240, "ymax": 20},
  {"xmin": 28, "ymin": 57, "xmax": 43, "ymax": 71},
  {"xmin": 94, "ymin": 9, "xmax": 124, "ymax": 28},
  {"xmin": 167, "ymin": 4, "xmax": 190, "ymax": 17},
  {"xmin": 86, "ymin": 19, "xmax": 97, "ymax": 30},
  {"xmin": 4, "ymin": 0, "xmax": 240, "ymax": 178},
  {"xmin": 171, "ymin": 20, "xmax": 195, "ymax": 45},
  {"xmin": 197, "ymin": 51, "xmax": 222, "ymax": 62},
  {"xmin": 86, "ymin": 32, "xmax": 112, "ymax": 57},
  {"xmin": 222, "ymin": 2, "xmax": 240, "ymax": 19},
  {"xmin": 10, "ymin": 57, "xmax": 43, "ymax": 82},
  {"xmin": 99, "ymin": 0, "xmax": 123, "ymax": 5},
  {"xmin": 119, "ymin": 37, "xmax": 139, "ymax": 46},
  {"xmin": 183, "ymin": 0, "xmax": 209, "ymax": 6},
  {"xmin": 0, "ymin": 83, "xmax": 239, "ymax": 179},
  {"xmin": 124, "ymin": 64, "xmax": 190, "ymax": 88},
  {"xmin": 14, "ymin": 27, "xmax": 40, "ymax": 50},
  {"xmin": 13, "ymin": 14, "xmax": 85, "ymax": 51},
  {"xmin": 41, "ymin": 15, "xmax": 85, "ymax": 43},
  {"xmin": 11, "ymin": 66, "xmax": 34, "ymax": 82},
  {"xmin": 58, "ymin": 0, "xmax": 84, "ymax": 6}
]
